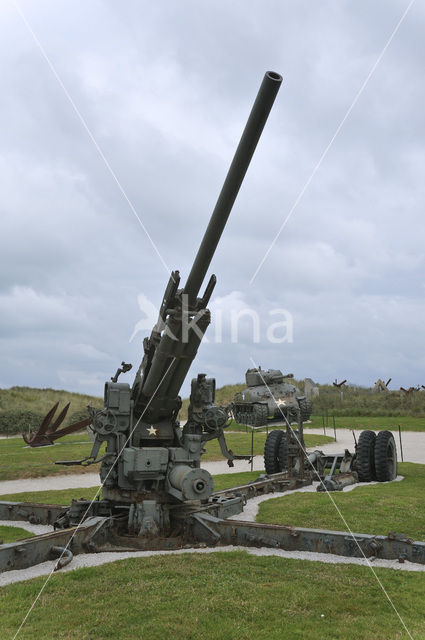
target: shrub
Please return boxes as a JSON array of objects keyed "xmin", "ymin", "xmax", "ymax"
[
  {"xmin": 67, "ymin": 408, "xmax": 91, "ymax": 426},
  {"xmin": 0, "ymin": 410, "xmax": 45, "ymax": 435}
]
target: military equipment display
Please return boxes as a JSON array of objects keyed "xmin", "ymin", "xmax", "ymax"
[
  {"xmin": 1, "ymin": 71, "xmax": 420, "ymax": 575},
  {"xmin": 232, "ymin": 367, "xmax": 312, "ymax": 427}
]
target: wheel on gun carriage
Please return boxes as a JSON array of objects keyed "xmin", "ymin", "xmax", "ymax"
[
  {"xmin": 356, "ymin": 429, "xmax": 377, "ymax": 482},
  {"xmin": 277, "ymin": 429, "xmax": 299, "ymax": 471},
  {"xmin": 264, "ymin": 430, "xmax": 284, "ymax": 475},
  {"xmin": 374, "ymin": 430, "xmax": 397, "ymax": 482}
]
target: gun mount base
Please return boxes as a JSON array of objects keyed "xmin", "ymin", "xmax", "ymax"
[{"xmin": 1, "ymin": 470, "xmax": 423, "ymax": 574}]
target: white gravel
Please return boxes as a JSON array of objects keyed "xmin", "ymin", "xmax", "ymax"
[{"xmin": 1, "ymin": 542, "xmax": 423, "ymax": 588}]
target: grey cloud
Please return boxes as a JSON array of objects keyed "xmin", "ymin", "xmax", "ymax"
[{"xmin": 1, "ymin": 0, "xmax": 424, "ymax": 397}]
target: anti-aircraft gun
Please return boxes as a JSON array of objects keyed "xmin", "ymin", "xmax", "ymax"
[
  {"xmin": 3, "ymin": 72, "xmax": 420, "ymax": 575},
  {"xmin": 54, "ymin": 71, "xmax": 283, "ymax": 536}
]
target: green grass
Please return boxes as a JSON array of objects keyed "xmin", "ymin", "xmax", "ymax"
[
  {"xmin": 230, "ymin": 414, "xmax": 425, "ymax": 432},
  {"xmin": 0, "ymin": 551, "xmax": 423, "ymax": 639},
  {"xmin": 0, "ymin": 525, "xmax": 34, "ymax": 544},
  {"xmin": 258, "ymin": 462, "xmax": 425, "ymax": 542},
  {"xmin": 1, "ymin": 466, "xmax": 425, "ymax": 638},
  {"xmin": 307, "ymin": 414, "xmax": 425, "ymax": 431},
  {"xmin": 0, "ymin": 434, "xmax": 105, "ymax": 481},
  {"xmin": 3, "ymin": 383, "xmax": 425, "ymax": 433},
  {"xmin": 0, "ymin": 432, "xmax": 333, "ymax": 481},
  {"xmin": 202, "ymin": 431, "xmax": 333, "ymax": 460}
]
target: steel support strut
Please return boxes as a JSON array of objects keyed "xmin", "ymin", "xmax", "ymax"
[{"xmin": 189, "ymin": 514, "xmax": 425, "ymax": 565}]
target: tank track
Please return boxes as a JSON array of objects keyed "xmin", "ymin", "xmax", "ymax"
[{"xmin": 232, "ymin": 403, "xmax": 269, "ymax": 427}]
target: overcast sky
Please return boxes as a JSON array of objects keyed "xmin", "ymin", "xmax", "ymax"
[{"xmin": 1, "ymin": 0, "xmax": 424, "ymax": 399}]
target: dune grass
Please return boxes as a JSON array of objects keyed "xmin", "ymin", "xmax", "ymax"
[{"xmin": 0, "ymin": 386, "xmax": 101, "ymax": 418}]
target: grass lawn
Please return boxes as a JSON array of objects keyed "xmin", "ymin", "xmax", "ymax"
[
  {"xmin": 0, "ymin": 432, "xmax": 333, "ymax": 482},
  {"xmin": 307, "ymin": 415, "xmax": 425, "ymax": 431},
  {"xmin": 0, "ymin": 433, "xmax": 105, "ymax": 481},
  {"xmin": 202, "ymin": 431, "xmax": 332, "ymax": 460},
  {"xmin": 0, "ymin": 551, "xmax": 423, "ymax": 640},
  {"xmin": 1, "ymin": 467, "xmax": 425, "ymax": 638},
  {"xmin": 0, "ymin": 525, "xmax": 34, "ymax": 544},
  {"xmin": 258, "ymin": 462, "xmax": 425, "ymax": 542},
  {"xmin": 231, "ymin": 414, "xmax": 425, "ymax": 432}
]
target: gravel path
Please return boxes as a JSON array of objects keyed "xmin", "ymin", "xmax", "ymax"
[
  {"xmin": 304, "ymin": 428, "xmax": 424, "ymax": 463},
  {"xmin": 1, "ymin": 543, "xmax": 424, "ymax": 588}
]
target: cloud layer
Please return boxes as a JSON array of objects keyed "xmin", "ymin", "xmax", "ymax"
[{"xmin": 1, "ymin": 0, "xmax": 424, "ymax": 397}]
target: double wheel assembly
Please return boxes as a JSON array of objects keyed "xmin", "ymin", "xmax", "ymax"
[
  {"xmin": 356, "ymin": 429, "xmax": 398, "ymax": 482},
  {"xmin": 264, "ymin": 429, "xmax": 300, "ymax": 474}
]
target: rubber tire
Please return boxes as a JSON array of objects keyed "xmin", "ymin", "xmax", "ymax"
[
  {"xmin": 277, "ymin": 433, "xmax": 287, "ymax": 471},
  {"xmin": 356, "ymin": 430, "xmax": 377, "ymax": 482},
  {"xmin": 264, "ymin": 430, "xmax": 283, "ymax": 475},
  {"xmin": 375, "ymin": 430, "xmax": 397, "ymax": 481},
  {"xmin": 277, "ymin": 429, "xmax": 300, "ymax": 471},
  {"xmin": 298, "ymin": 397, "xmax": 312, "ymax": 422}
]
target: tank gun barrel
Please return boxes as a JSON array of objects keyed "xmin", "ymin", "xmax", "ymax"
[{"xmin": 184, "ymin": 71, "xmax": 282, "ymax": 304}]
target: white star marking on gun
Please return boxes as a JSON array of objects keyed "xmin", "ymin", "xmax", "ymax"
[{"xmin": 147, "ymin": 426, "xmax": 158, "ymax": 436}]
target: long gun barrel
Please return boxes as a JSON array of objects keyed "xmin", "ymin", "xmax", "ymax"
[
  {"xmin": 132, "ymin": 71, "xmax": 282, "ymax": 423},
  {"xmin": 184, "ymin": 71, "xmax": 282, "ymax": 305}
]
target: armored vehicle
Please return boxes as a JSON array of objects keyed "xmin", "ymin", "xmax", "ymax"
[{"xmin": 232, "ymin": 368, "xmax": 312, "ymax": 427}]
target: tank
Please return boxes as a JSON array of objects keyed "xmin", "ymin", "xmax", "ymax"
[{"xmin": 232, "ymin": 368, "xmax": 312, "ymax": 427}]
